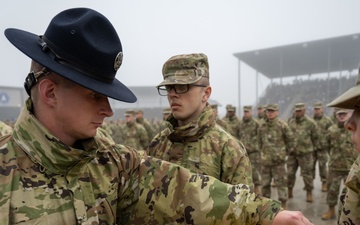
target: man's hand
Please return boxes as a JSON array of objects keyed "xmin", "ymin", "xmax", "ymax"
[{"xmin": 272, "ymin": 210, "xmax": 313, "ymax": 225}]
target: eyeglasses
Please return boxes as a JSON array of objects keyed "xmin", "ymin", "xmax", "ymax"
[{"xmin": 157, "ymin": 84, "xmax": 207, "ymax": 96}]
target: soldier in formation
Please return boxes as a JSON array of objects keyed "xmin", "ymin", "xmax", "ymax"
[
  {"xmin": 312, "ymin": 101, "xmax": 333, "ymax": 192},
  {"xmin": 321, "ymin": 108, "xmax": 356, "ymax": 220},
  {"xmin": 258, "ymin": 103, "xmax": 295, "ymax": 209},
  {"xmin": 237, "ymin": 105, "xmax": 261, "ymax": 194},
  {"xmin": 121, "ymin": 109, "xmax": 149, "ymax": 149},
  {"xmin": 287, "ymin": 102, "xmax": 320, "ymax": 202}
]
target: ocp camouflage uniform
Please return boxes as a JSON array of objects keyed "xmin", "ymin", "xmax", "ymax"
[
  {"xmin": 313, "ymin": 113, "xmax": 333, "ymax": 184},
  {"xmin": 338, "ymin": 157, "xmax": 360, "ymax": 224},
  {"xmin": 324, "ymin": 122, "xmax": 356, "ymax": 210},
  {"xmin": 258, "ymin": 117, "xmax": 295, "ymax": 203},
  {"xmin": 0, "ymin": 120, "xmax": 12, "ymax": 136},
  {"xmin": 136, "ymin": 116, "xmax": 154, "ymax": 144},
  {"xmin": 0, "ymin": 99, "xmax": 282, "ymax": 224},
  {"xmin": 148, "ymin": 104, "xmax": 253, "ymax": 185},
  {"xmin": 121, "ymin": 119, "xmax": 149, "ymax": 150},
  {"xmin": 237, "ymin": 115, "xmax": 261, "ymax": 187},
  {"xmin": 287, "ymin": 115, "xmax": 320, "ymax": 192}
]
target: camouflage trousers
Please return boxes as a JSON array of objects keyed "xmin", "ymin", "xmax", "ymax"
[
  {"xmin": 248, "ymin": 152, "xmax": 261, "ymax": 185},
  {"xmin": 287, "ymin": 152, "xmax": 314, "ymax": 191},
  {"xmin": 326, "ymin": 170, "xmax": 349, "ymax": 207},
  {"xmin": 261, "ymin": 162, "xmax": 288, "ymax": 202},
  {"xmin": 313, "ymin": 149, "xmax": 328, "ymax": 182}
]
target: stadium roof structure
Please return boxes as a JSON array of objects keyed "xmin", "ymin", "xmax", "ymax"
[{"xmin": 233, "ymin": 33, "xmax": 360, "ymax": 79}]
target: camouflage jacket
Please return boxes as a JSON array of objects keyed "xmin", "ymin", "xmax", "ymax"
[
  {"xmin": 313, "ymin": 114, "xmax": 333, "ymax": 151},
  {"xmin": 237, "ymin": 117, "xmax": 260, "ymax": 154},
  {"xmin": 148, "ymin": 104, "xmax": 253, "ymax": 185},
  {"xmin": 0, "ymin": 120, "xmax": 12, "ymax": 136},
  {"xmin": 288, "ymin": 115, "xmax": 320, "ymax": 155},
  {"xmin": 325, "ymin": 123, "xmax": 356, "ymax": 171},
  {"xmin": 136, "ymin": 117, "xmax": 154, "ymax": 142},
  {"xmin": 339, "ymin": 156, "xmax": 360, "ymax": 224},
  {"xmin": 0, "ymin": 100, "xmax": 281, "ymax": 225},
  {"xmin": 121, "ymin": 121, "xmax": 149, "ymax": 150},
  {"xmin": 258, "ymin": 117, "xmax": 295, "ymax": 165},
  {"xmin": 222, "ymin": 115, "xmax": 241, "ymax": 137}
]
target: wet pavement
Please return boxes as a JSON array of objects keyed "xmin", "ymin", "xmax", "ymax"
[{"xmin": 269, "ymin": 164, "xmax": 339, "ymax": 225}]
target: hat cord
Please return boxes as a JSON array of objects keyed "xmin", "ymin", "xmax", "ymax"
[{"xmin": 24, "ymin": 68, "xmax": 50, "ymax": 96}]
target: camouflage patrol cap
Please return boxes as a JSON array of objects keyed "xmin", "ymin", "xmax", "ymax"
[
  {"xmin": 313, "ymin": 102, "xmax": 323, "ymax": 109},
  {"xmin": 226, "ymin": 104, "xmax": 235, "ymax": 112},
  {"xmin": 157, "ymin": 53, "xmax": 209, "ymax": 87},
  {"xmin": 294, "ymin": 103, "xmax": 306, "ymax": 111},
  {"xmin": 335, "ymin": 108, "xmax": 351, "ymax": 114},
  {"xmin": 243, "ymin": 105, "xmax": 252, "ymax": 111},
  {"xmin": 125, "ymin": 109, "xmax": 135, "ymax": 116},
  {"xmin": 327, "ymin": 67, "xmax": 360, "ymax": 109},
  {"xmin": 211, "ymin": 104, "xmax": 218, "ymax": 110},
  {"xmin": 135, "ymin": 109, "xmax": 143, "ymax": 114},
  {"xmin": 266, "ymin": 103, "xmax": 279, "ymax": 111},
  {"xmin": 257, "ymin": 105, "xmax": 266, "ymax": 110}
]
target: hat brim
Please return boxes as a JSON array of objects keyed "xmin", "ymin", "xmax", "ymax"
[
  {"xmin": 5, "ymin": 28, "xmax": 137, "ymax": 103},
  {"xmin": 327, "ymin": 85, "xmax": 360, "ymax": 109}
]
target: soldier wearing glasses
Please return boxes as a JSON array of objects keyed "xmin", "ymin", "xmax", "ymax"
[{"xmin": 148, "ymin": 53, "xmax": 253, "ymax": 185}]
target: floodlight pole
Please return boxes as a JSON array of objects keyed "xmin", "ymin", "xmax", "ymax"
[{"xmin": 238, "ymin": 60, "xmax": 241, "ymax": 117}]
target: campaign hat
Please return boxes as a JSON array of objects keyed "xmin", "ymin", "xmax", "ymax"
[{"xmin": 4, "ymin": 8, "xmax": 136, "ymax": 103}]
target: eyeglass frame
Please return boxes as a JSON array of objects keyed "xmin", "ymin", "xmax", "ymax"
[{"xmin": 157, "ymin": 84, "xmax": 208, "ymax": 96}]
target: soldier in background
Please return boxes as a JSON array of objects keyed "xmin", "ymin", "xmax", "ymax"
[
  {"xmin": 321, "ymin": 108, "xmax": 356, "ymax": 220},
  {"xmin": 121, "ymin": 109, "xmax": 149, "ymax": 149},
  {"xmin": 257, "ymin": 104, "xmax": 267, "ymax": 125},
  {"xmin": 148, "ymin": 53, "xmax": 253, "ymax": 185},
  {"xmin": 157, "ymin": 107, "xmax": 171, "ymax": 133},
  {"xmin": 312, "ymin": 102, "xmax": 333, "ymax": 192},
  {"xmin": 223, "ymin": 104, "xmax": 241, "ymax": 137},
  {"xmin": 211, "ymin": 104, "xmax": 230, "ymax": 132},
  {"xmin": 287, "ymin": 103, "xmax": 320, "ymax": 203},
  {"xmin": 237, "ymin": 105, "xmax": 262, "ymax": 194},
  {"xmin": 135, "ymin": 109, "xmax": 154, "ymax": 143},
  {"xmin": 258, "ymin": 103, "xmax": 295, "ymax": 209}
]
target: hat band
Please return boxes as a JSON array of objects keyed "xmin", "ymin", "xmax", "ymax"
[{"xmin": 38, "ymin": 36, "xmax": 114, "ymax": 83}]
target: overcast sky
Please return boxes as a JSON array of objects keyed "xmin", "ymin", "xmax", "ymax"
[{"xmin": 1, "ymin": 0, "xmax": 360, "ymax": 115}]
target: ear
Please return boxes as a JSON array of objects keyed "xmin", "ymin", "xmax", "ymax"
[
  {"xmin": 38, "ymin": 78, "xmax": 57, "ymax": 106},
  {"xmin": 202, "ymin": 86, "xmax": 212, "ymax": 102}
]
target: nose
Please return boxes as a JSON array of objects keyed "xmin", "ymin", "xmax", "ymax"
[{"xmin": 100, "ymin": 97, "xmax": 114, "ymax": 117}]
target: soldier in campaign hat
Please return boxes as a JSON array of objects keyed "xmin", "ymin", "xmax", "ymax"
[
  {"xmin": 0, "ymin": 8, "xmax": 313, "ymax": 225},
  {"xmin": 325, "ymin": 69, "xmax": 360, "ymax": 224}
]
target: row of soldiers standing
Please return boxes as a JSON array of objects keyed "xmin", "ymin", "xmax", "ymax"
[{"xmin": 220, "ymin": 102, "xmax": 357, "ymax": 220}]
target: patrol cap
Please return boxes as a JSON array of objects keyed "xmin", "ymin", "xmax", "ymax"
[
  {"xmin": 211, "ymin": 104, "xmax": 218, "ymax": 110},
  {"xmin": 135, "ymin": 109, "xmax": 143, "ymax": 114},
  {"xmin": 157, "ymin": 53, "xmax": 209, "ymax": 87},
  {"xmin": 327, "ymin": 68, "xmax": 360, "ymax": 109},
  {"xmin": 243, "ymin": 105, "xmax": 252, "ymax": 111},
  {"xmin": 266, "ymin": 103, "xmax": 279, "ymax": 111},
  {"xmin": 125, "ymin": 109, "xmax": 135, "ymax": 116},
  {"xmin": 313, "ymin": 102, "xmax": 323, "ymax": 109},
  {"xmin": 335, "ymin": 108, "xmax": 351, "ymax": 114},
  {"xmin": 257, "ymin": 105, "xmax": 266, "ymax": 110},
  {"xmin": 294, "ymin": 103, "xmax": 306, "ymax": 111},
  {"xmin": 226, "ymin": 104, "xmax": 235, "ymax": 112}
]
